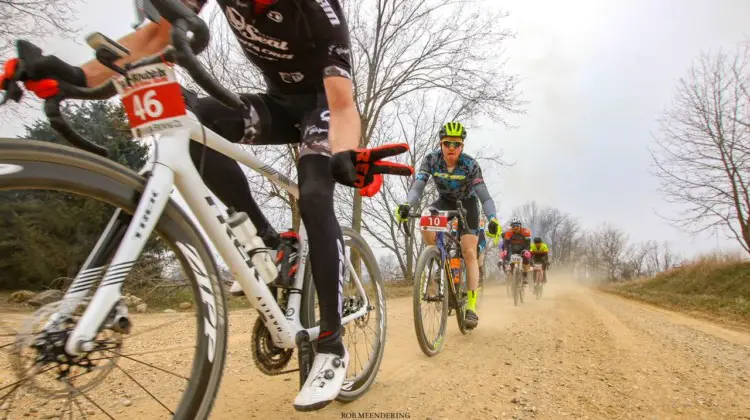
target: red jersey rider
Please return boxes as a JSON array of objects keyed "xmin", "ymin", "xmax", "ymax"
[{"xmin": 500, "ymin": 217, "xmax": 532, "ymax": 284}]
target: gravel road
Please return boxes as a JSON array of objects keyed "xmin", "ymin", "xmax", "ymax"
[{"xmin": 2, "ymin": 280, "xmax": 749, "ymax": 419}]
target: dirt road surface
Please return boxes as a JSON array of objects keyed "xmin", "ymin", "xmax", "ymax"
[{"xmin": 3, "ymin": 280, "xmax": 750, "ymax": 419}]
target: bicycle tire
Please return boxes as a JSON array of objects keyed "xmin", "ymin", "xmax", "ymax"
[
  {"xmin": 0, "ymin": 139, "xmax": 228, "ymax": 420},
  {"xmin": 412, "ymin": 245, "xmax": 449, "ymax": 357},
  {"xmin": 301, "ymin": 227, "xmax": 386, "ymax": 402},
  {"xmin": 535, "ymin": 271, "xmax": 543, "ymax": 300},
  {"xmin": 454, "ymin": 259, "xmax": 469, "ymax": 335},
  {"xmin": 512, "ymin": 267, "xmax": 519, "ymax": 306}
]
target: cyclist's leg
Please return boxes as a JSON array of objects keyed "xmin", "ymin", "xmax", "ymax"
[
  {"xmin": 522, "ymin": 252, "xmax": 531, "ymax": 283},
  {"xmin": 460, "ymin": 197, "xmax": 480, "ymax": 325},
  {"xmin": 294, "ymin": 98, "xmax": 349, "ymax": 408},
  {"xmin": 188, "ymin": 93, "xmax": 290, "ymax": 247},
  {"xmin": 461, "ymin": 197, "xmax": 480, "ymax": 287},
  {"xmin": 461, "ymin": 234, "xmax": 479, "ymax": 290}
]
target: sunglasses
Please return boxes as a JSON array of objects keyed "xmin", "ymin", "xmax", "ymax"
[{"xmin": 441, "ymin": 140, "xmax": 463, "ymax": 149}]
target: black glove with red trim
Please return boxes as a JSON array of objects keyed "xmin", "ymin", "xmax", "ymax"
[
  {"xmin": 1, "ymin": 41, "xmax": 86, "ymax": 101},
  {"xmin": 330, "ymin": 143, "xmax": 415, "ymax": 197}
]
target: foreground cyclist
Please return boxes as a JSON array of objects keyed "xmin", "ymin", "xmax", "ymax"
[
  {"xmin": 2, "ymin": 0, "xmax": 412, "ymax": 411},
  {"xmin": 530, "ymin": 237, "xmax": 550, "ymax": 283},
  {"xmin": 500, "ymin": 217, "xmax": 532, "ymax": 284},
  {"xmin": 396, "ymin": 122, "xmax": 501, "ymax": 330}
]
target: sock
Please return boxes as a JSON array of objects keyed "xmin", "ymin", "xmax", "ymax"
[
  {"xmin": 317, "ymin": 329, "xmax": 345, "ymax": 358},
  {"xmin": 467, "ymin": 290, "xmax": 478, "ymax": 312}
]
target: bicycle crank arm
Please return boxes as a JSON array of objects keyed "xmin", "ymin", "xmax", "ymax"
[{"xmin": 295, "ymin": 330, "xmax": 314, "ymax": 389}]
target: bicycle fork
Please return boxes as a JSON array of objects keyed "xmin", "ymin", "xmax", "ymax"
[{"xmin": 63, "ymin": 163, "xmax": 176, "ymax": 355}]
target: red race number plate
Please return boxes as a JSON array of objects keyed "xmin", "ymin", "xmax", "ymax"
[
  {"xmin": 115, "ymin": 63, "xmax": 188, "ymax": 139},
  {"xmin": 420, "ymin": 214, "xmax": 449, "ymax": 232}
]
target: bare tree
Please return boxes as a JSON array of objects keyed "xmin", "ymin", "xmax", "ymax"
[
  {"xmin": 619, "ymin": 242, "xmax": 651, "ymax": 280},
  {"xmin": 652, "ymin": 47, "xmax": 750, "ymax": 255},
  {"xmin": 0, "ymin": 0, "xmax": 80, "ymax": 56},
  {"xmin": 511, "ymin": 201, "xmax": 581, "ymax": 267},
  {"xmin": 344, "ymin": 0, "xmax": 522, "ymax": 234},
  {"xmin": 377, "ymin": 254, "xmax": 402, "ymax": 282},
  {"xmin": 346, "ymin": 92, "xmax": 452, "ymax": 282},
  {"xmin": 0, "ymin": 1, "xmax": 82, "ymax": 120},
  {"xmin": 579, "ymin": 224, "xmax": 628, "ymax": 281},
  {"xmin": 645, "ymin": 240, "xmax": 681, "ymax": 274}
]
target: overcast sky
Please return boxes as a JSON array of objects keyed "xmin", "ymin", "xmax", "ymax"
[
  {"xmin": 471, "ymin": 0, "xmax": 749, "ymax": 258},
  {"xmin": 1, "ymin": 0, "xmax": 748, "ymax": 259}
]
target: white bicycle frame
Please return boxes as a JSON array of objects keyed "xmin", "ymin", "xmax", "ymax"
[{"xmin": 57, "ymin": 111, "xmax": 370, "ymax": 356}]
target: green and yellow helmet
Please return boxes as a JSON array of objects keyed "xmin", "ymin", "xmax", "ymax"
[{"xmin": 439, "ymin": 122, "xmax": 467, "ymax": 140}]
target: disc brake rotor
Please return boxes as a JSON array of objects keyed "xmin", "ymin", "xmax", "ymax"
[{"xmin": 11, "ymin": 298, "xmax": 122, "ymax": 398}]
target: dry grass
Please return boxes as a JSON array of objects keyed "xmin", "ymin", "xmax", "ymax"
[
  {"xmin": 383, "ymin": 280, "xmax": 413, "ymax": 300},
  {"xmin": 604, "ymin": 254, "xmax": 750, "ymax": 325}
]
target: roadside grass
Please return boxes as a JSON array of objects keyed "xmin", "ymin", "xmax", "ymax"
[{"xmin": 603, "ymin": 253, "xmax": 750, "ymax": 325}]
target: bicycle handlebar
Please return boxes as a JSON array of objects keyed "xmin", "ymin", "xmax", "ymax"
[
  {"xmin": 399, "ymin": 201, "xmax": 470, "ymax": 239},
  {"xmin": 13, "ymin": 0, "xmax": 243, "ymax": 157}
]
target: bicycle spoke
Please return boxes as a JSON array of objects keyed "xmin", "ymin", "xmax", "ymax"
[
  {"xmin": 58, "ymin": 395, "xmax": 73, "ymax": 420},
  {"xmin": 114, "ymin": 364, "xmax": 174, "ymax": 415},
  {"xmin": 0, "ymin": 364, "xmax": 56, "ymax": 396},
  {"xmin": 65, "ymin": 382, "xmax": 115, "ymax": 420},
  {"xmin": 361, "ymin": 326, "xmax": 376, "ymax": 355},
  {"xmin": 69, "ymin": 397, "xmax": 83, "ymax": 420},
  {"xmin": 106, "ymin": 349, "xmax": 190, "ymax": 380},
  {"xmin": 88, "ymin": 344, "xmax": 195, "ymax": 361},
  {"xmin": 126, "ymin": 316, "xmax": 189, "ymax": 340}
]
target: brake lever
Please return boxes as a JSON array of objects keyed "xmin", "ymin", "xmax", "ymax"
[{"xmin": 0, "ymin": 80, "xmax": 23, "ymax": 105}]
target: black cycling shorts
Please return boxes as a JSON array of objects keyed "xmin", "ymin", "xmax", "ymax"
[
  {"xmin": 190, "ymin": 89, "xmax": 332, "ymax": 157},
  {"xmin": 428, "ymin": 196, "xmax": 480, "ymax": 234}
]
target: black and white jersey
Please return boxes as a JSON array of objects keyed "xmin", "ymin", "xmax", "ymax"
[{"xmin": 187, "ymin": 0, "xmax": 352, "ymax": 93}]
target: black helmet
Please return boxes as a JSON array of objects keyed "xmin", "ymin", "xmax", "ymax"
[{"xmin": 533, "ymin": 237, "xmax": 542, "ymax": 243}]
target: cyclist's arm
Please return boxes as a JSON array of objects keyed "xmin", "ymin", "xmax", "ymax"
[
  {"xmin": 406, "ymin": 158, "xmax": 432, "ymax": 207},
  {"xmin": 81, "ymin": 22, "xmax": 172, "ymax": 87},
  {"xmin": 81, "ymin": 0, "xmax": 207, "ymax": 87},
  {"xmin": 470, "ymin": 162, "xmax": 497, "ymax": 219},
  {"xmin": 321, "ymin": 3, "xmax": 359, "ymax": 153}
]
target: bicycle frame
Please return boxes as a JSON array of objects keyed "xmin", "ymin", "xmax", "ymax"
[{"xmin": 59, "ymin": 111, "xmax": 370, "ymax": 356}]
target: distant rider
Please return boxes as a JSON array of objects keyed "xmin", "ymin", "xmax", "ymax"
[
  {"xmin": 530, "ymin": 237, "xmax": 550, "ymax": 283},
  {"xmin": 500, "ymin": 217, "xmax": 531, "ymax": 284}
]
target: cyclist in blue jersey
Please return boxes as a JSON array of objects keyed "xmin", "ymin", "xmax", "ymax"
[{"xmin": 395, "ymin": 122, "xmax": 501, "ymax": 329}]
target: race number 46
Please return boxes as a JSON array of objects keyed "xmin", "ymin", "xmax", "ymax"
[
  {"xmin": 115, "ymin": 63, "xmax": 188, "ymax": 138},
  {"xmin": 131, "ymin": 89, "xmax": 163, "ymax": 121}
]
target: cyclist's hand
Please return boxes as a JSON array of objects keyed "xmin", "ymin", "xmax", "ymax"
[
  {"xmin": 395, "ymin": 203, "xmax": 410, "ymax": 223},
  {"xmin": 501, "ymin": 250, "xmax": 508, "ymax": 258},
  {"xmin": 4, "ymin": 43, "xmax": 86, "ymax": 100},
  {"xmin": 23, "ymin": 54, "xmax": 86, "ymax": 99},
  {"xmin": 330, "ymin": 143, "xmax": 414, "ymax": 196},
  {"xmin": 486, "ymin": 217, "xmax": 501, "ymax": 238},
  {"xmin": 522, "ymin": 250, "xmax": 531, "ymax": 259},
  {"xmin": 0, "ymin": 58, "xmax": 19, "ymax": 90}
]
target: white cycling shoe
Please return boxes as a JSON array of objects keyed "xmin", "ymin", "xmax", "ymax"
[{"xmin": 293, "ymin": 349, "xmax": 349, "ymax": 411}]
